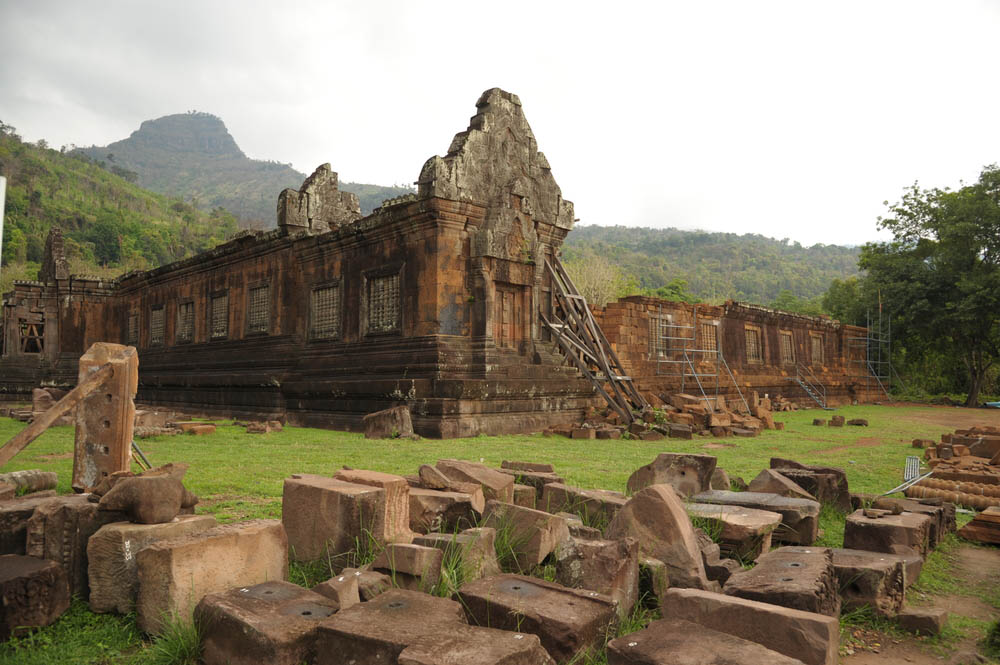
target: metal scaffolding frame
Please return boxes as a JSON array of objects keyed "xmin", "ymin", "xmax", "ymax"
[
  {"xmin": 847, "ymin": 307, "xmax": 900, "ymax": 400},
  {"xmin": 653, "ymin": 304, "xmax": 750, "ymax": 413}
]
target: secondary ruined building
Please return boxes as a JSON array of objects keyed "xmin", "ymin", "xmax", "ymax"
[{"xmin": 0, "ymin": 89, "xmax": 879, "ymax": 436}]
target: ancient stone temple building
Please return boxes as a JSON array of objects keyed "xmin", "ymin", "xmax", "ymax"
[{"xmin": 0, "ymin": 89, "xmax": 878, "ymax": 436}]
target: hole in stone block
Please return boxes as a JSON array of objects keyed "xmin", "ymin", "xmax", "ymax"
[
  {"xmin": 102, "ymin": 446, "xmax": 109, "ymax": 455},
  {"xmin": 511, "ymin": 585, "xmax": 522, "ymax": 590},
  {"xmin": 781, "ymin": 577, "xmax": 794, "ymax": 582},
  {"xmin": 787, "ymin": 562, "xmax": 802, "ymax": 567},
  {"xmin": 103, "ymin": 419, "xmax": 111, "ymax": 429},
  {"xmin": 301, "ymin": 610, "xmax": 312, "ymax": 616},
  {"xmin": 387, "ymin": 601, "xmax": 404, "ymax": 609},
  {"xmin": 105, "ymin": 394, "xmax": 113, "ymax": 403},
  {"xmin": 264, "ymin": 590, "xmax": 273, "ymax": 595},
  {"xmin": 102, "ymin": 472, "xmax": 108, "ymax": 477}
]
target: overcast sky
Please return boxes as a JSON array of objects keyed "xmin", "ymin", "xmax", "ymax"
[{"xmin": 2, "ymin": 1, "xmax": 998, "ymax": 246}]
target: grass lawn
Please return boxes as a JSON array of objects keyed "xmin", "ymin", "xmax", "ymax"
[{"xmin": 1, "ymin": 403, "xmax": 998, "ymax": 664}]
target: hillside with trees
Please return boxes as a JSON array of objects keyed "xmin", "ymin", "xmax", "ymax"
[
  {"xmin": 0, "ymin": 120, "xmax": 239, "ymax": 295},
  {"xmin": 561, "ymin": 225, "xmax": 860, "ymax": 307},
  {"xmin": 73, "ymin": 112, "xmax": 412, "ymax": 226}
]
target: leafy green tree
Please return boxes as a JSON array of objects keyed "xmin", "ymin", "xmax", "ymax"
[
  {"xmin": 821, "ymin": 277, "xmax": 870, "ymax": 326},
  {"xmin": 860, "ymin": 165, "xmax": 1000, "ymax": 406}
]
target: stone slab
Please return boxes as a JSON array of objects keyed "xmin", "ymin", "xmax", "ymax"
[
  {"xmin": 748, "ymin": 469, "xmax": 817, "ymax": 501},
  {"xmin": 310, "ymin": 572, "xmax": 360, "ymax": 611},
  {"xmin": 436, "ymin": 460, "xmax": 514, "ymax": 504},
  {"xmin": 282, "ymin": 475, "xmax": 385, "ymax": 562},
  {"xmin": 625, "ymin": 453, "xmax": 717, "ymax": 497},
  {"xmin": 482, "ymin": 501, "xmax": 569, "ymax": 572},
  {"xmin": 371, "ymin": 543, "xmax": 443, "ymax": 592},
  {"xmin": 397, "ymin": 624, "xmax": 556, "ymax": 665},
  {"xmin": 691, "ymin": 490, "xmax": 820, "ymax": 545},
  {"xmin": 554, "ymin": 536, "xmax": 639, "ymax": 618},
  {"xmin": 0, "ymin": 491, "xmax": 58, "ymax": 555},
  {"xmin": 830, "ymin": 548, "xmax": 906, "ymax": 616},
  {"xmin": 88, "ymin": 514, "xmax": 218, "ymax": 614},
  {"xmin": 412, "ymin": 528, "xmax": 501, "ymax": 582},
  {"xmin": 409, "ymin": 488, "xmax": 478, "ymax": 534},
  {"xmin": 333, "ymin": 469, "xmax": 412, "ymax": 544},
  {"xmin": 196, "ymin": 581, "xmax": 338, "ymax": 665},
  {"xmin": 843, "ymin": 509, "xmax": 932, "ymax": 557},
  {"xmin": 0, "ymin": 554, "xmax": 70, "ymax": 640},
  {"xmin": 456, "ymin": 574, "xmax": 617, "ymax": 663},
  {"xmin": 724, "ymin": 546, "xmax": 840, "ymax": 617},
  {"xmin": 136, "ymin": 519, "xmax": 287, "ymax": 634},
  {"xmin": 540, "ymin": 483, "xmax": 626, "ymax": 528},
  {"xmin": 686, "ymin": 503, "xmax": 781, "ymax": 559}
]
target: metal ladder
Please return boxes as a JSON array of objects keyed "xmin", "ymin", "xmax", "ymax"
[{"xmin": 788, "ymin": 362, "xmax": 831, "ymax": 409}]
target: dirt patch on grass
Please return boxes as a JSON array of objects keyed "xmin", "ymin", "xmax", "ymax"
[
  {"xmin": 893, "ymin": 403, "xmax": 1000, "ymax": 431},
  {"xmin": 34, "ymin": 452, "xmax": 72, "ymax": 460},
  {"xmin": 817, "ymin": 437, "xmax": 885, "ymax": 453},
  {"xmin": 702, "ymin": 442, "xmax": 736, "ymax": 449}
]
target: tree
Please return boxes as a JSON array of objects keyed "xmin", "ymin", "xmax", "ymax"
[
  {"xmin": 821, "ymin": 277, "xmax": 869, "ymax": 326},
  {"xmin": 563, "ymin": 254, "xmax": 632, "ymax": 307},
  {"xmin": 861, "ymin": 165, "xmax": 1000, "ymax": 406}
]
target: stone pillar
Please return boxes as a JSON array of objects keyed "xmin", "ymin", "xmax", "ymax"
[{"xmin": 71, "ymin": 343, "xmax": 138, "ymax": 492}]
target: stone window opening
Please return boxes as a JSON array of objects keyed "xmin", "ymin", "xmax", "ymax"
[
  {"xmin": 176, "ymin": 301, "xmax": 194, "ymax": 344},
  {"xmin": 311, "ymin": 282, "xmax": 342, "ymax": 340},
  {"xmin": 779, "ymin": 330, "xmax": 795, "ymax": 365},
  {"xmin": 126, "ymin": 313, "xmax": 139, "ymax": 346},
  {"xmin": 744, "ymin": 326, "xmax": 763, "ymax": 364},
  {"xmin": 811, "ymin": 333, "xmax": 825, "ymax": 365},
  {"xmin": 700, "ymin": 321, "xmax": 718, "ymax": 354},
  {"xmin": 247, "ymin": 284, "xmax": 270, "ymax": 335},
  {"xmin": 367, "ymin": 272, "xmax": 401, "ymax": 335},
  {"xmin": 210, "ymin": 291, "xmax": 229, "ymax": 340},
  {"xmin": 649, "ymin": 315, "xmax": 672, "ymax": 357},
  {"xmin": 19, "ymin": 320, "xmax": 44, "ymax": 354},
  {"xmin": 150, "ymin": 306, "xmax": 165, "ymax": 347}
]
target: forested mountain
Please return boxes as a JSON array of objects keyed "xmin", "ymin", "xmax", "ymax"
[
  {"xmin": 562, "ymin": 225, "xmax": 860, "ymax": 304},
  {"xmin": 0, "ymin": 121, "xmax": 239, "ymax": 294},
  {"xmin": 74, "ymin": 112, "xmax": 412, "ymax": 226}
]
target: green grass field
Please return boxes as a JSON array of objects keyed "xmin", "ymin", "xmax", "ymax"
[{"xmin": 1, "ymin": 403, "xmax": 998, "ymax": 664}]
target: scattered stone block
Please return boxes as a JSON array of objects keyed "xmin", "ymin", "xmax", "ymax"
[
  {"xmin": 870, "ymin": 496, "xmax": 955, "ymax": 549},
  {"xmin": 638, "ymin": 430, "xmax": 663, "ymax": 441},
  {"xmin": 661, "ymin": 588, "xmax": 838, "ymax": 665},
  {"xmin": 186, "ymin": 424, "xmax": 216, "ymax": 435},
  {"xmin": 694, "ymin": 529, "xmax": 741, "ymax": 585},
  {"xmin": 731, "ymin": 427, "xmax": 758, "ymax": 437},
  {"xmin": 606, "ymin": 484, "xmax": 711, "ymax": 590},
  {"xmin": 314, "ymin": 589, "xmax": 466, "ymax": 665},
  {"xmin": 668, "ymin": 424, "xmax": 693, "ymax": 439},
  {"xmin": 828, "ymin": 415, "xmax": 845, "ymax": 427},
  {"xmin": 0, "ymin": 554, "xmax": 70, "ymax": 640},
  {"xmin": 408, "ymin": 488, "xmax": 478, "ymax": 534},
  {"xmin": 311, "ymin": 572, "xmax": 360, "ymax": 611},
  {"xmin": 843, "ymin": 509, "xmax": 932, "ymax": 557},
  {"xmin": 456, "ymin": 574, "xmax": 617, "ymax": 663},
  {"xmin": 482, "ymin": 501, "xmax": 569, "ymax": 571},
  {"xmin": 25, "ymin": 494, "xmax": 128, "ymax": 599},
  {"xmin": 0, "ymin": 491, "xmax": 57, "ymax": 555},
  {"xmin": 196, "ymin": 581, "xmax": 338, "ymax": 665},
  {"xmin": 770, "ymin": 458, "xmax": 852, "ymax": 513},
  {"xmin": 436, "ymin": 460, "xmax": 514, "ymax": 504},
  {"xmin": 709, "ymin": 467, "xmax": 730, "ymax": 490},
  {"xmin": 625, "ymin": 453, "xmax": 717, "ymax": 497},
  {"xmin": 512, "ymin": 483, "xmax": 536, "ymax": 508},
  {"xmin": 338, "ymin": 568, "xmax": 391, "ymax": 601},
  {"xmin": 396, "ymin": 624, "xmax": 556, "ymax": 665},
  {"xmin": 136, "ymin": 519, "xmax": 287, "ymax": 634},
  {"xmin": 686, "ymin": 502, "xmax": 781, "ymax": 559},
  {"xmin": 417, "ymin": 464, "xmax": 451, "ymax": 489},
  {"xmin": 496, "ymin": 467, "xmax": 564, "ymax": 500},
  {"xmin": 88, "ymin": 514, "xmax": 218, "ymax": 614},
  {"xmin": 371, "ymin": 543, "xmax": 443, "ymax": 592},
  {"xmin": 571, "ymin": 428, "xmax": 596, "ymax": 439},
  {"xmin": 956, "ymin": 505, "xmax": 1000, "ymax": 545},
  {"xmin": 96, "ymin": 475, "xmax": 195, "ymax": 524},
  {"xmin": 282, "ymin": 475, "xmax": 385, "ymax": 562},
  {"xmin": 607, "ymin": 618, "xmax": 807, "ymax": 665},
  {"xmin": 748, "ymin": 468, "xmax": 818, "ymax": 501},
  {"xmin": 813, "ymin": 419, "xmax": 827, "ymax": 426},
  {"xmin": 724, "ymin": 546, "xmax": 840, "ymax": 617},
  {"xmin": 412, "ymin": 528, "xmax": 501, "ymax": 581},
  {"xmin": 501, "ymin": 461, "xmax": 555, "ymax": 473},
  {"xmin": 333, "ymin": 469, "xmax": 412, "ymax": 543},
  {"xmin": 554, "ymin": 536, "xmax": 639, "ymax": 617},
  {"xmin": 540, "ymin": 483, "xmax": 626, "ymax": 527},
  {"xmin": 830, "ymin": 548, "xmax": 905, "ymax": 617},
  {"xmin": 596, "ymin": 429, "xmax": 621, "ymax": 440},
  {"xmin": 897, "ymin": 607, "xmax": 947, "ymax": 635},
  {"xmin": 363, "ymin": 405, "xmax": 414, "ymax": 439},
  {"xmin": 691, "ymin": 490, "xmax": 820, "ymax": 545},
  {"xmin": 0, "ymin": 469, "xmax": 58, "ymax": 494},
  {"xmin": 847, "ymin": 419, "xmax": 869, "ymax": 426}
]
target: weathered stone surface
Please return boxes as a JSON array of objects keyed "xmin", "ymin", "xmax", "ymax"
[
  {"xmin": 314, "ymin": 589, "xmax": 467, "ymax": 665},
  {"xmin": 333, "ymin": 468, "xmax": 412, "ymax": 544},
  {"xmin": 363, "ymin": 405, "xmax": 414, "ymax": 439},
  {"xmin": 710, "ymin": 467, "xmax": 730, "ymax": 490},
  {"xmin": 606, "ymin": 484, "xmax": 711, "ymax": 590},
  {"xmin": 870, "ymin": 496, "xmax": 955, "ymax": 549},
  {"xmin": 0, "ymin": 491, "xmax": 57, "ymax": 555},
  {"xmin": 498, "ymin": 468, "xmax": 565, "ymax": 499},
  {"xmin": 136, "ymin": 519, "xmax": 288, "ymax": 634},
  {"xmin": 513, "ymin": 483, "xmax": 536, "ymax": 508},
  {"xmin": 770, "ymin": 459, "xmax": 852, "ymax": 513},
  {"xmin": 638, "ymin": 557, "xmax": 671, "ymax": 606},
  {"xmin": 686, "ymin": 502, "xmax": 781, "ymax": 559},
  {"xmin": 501, "ymin": 460, "xmax": 555, "ymax": 473},
  {"xmin": 418, "ymin": 464, "xmax": 451, "ymax": 489},
  {"xmin": 831, "ymin": 548, "xmax": 906, "ymax": 617},
  {"xmin": 694, "ymin": 529, "xmax": 741, "ymax": 585},
  {"xmin": 282, "ymin": 475, "xmax": 385, "ymax": 562},
  {"xmin": 397, "ymin": 624, "xmax": 556, "ymax": 665},
  {"xmin": 774, "ymin": 469, "xmax": 848, "ymax": 512},
  {"xmin": 847, "ymin": 419, "xmax": 869, "ymax": 426},
  {"xmin": 897, "ymin": 607, "xmax": 947, "ymax": 635},
  {"xmin": 338, "ymin": 568, "xmax": 392, "ymax": 601},
  {"xmin": 843, "ymin": 509, "xmax": 932, "ymax": 557},
  {"xmin": 436, "ymin": 460, "xmax": 514, "ymax": 504},
  {"xmin": 371, "ymin": 543, "xmax": 443, "ymax": 592},
  {"xmin": 748, "ymin": 469, "xmax": 817, "ymax": 501},
  {"xmin": 625, "ymin": 453, "xmax": 717, "ymax": 497},
  {"xmin": 482, "ymin": 501, "xmax": 569, "ymax": 571},
  {"xmin": 0, "ymin": 484, "xmax": 12, "ymax": 502},
  {"xmin": 554, "ymin": 536, "xmax": 639, "ymax": 618},
  {"xmin": 196, "ymin": 581, "xmax": 338, "ymax": 665},
  {"xmin": 311, "ymin": 572, "xmax": 360, "ymax": 611},
  {"xmin": 456, "ymin": 574, "xmax": 617, "ymax": 663},
  {"xmin": 724, "ymin": 546, "xmax": 840, "ymax": 617},
  {"xmin": 0, "ymin": 469, "xmax": 58, "ymax": 494},
  {"xmin": 606, "ymin": 618, "xmax": 807, "ymax": 665},
  {"xmin": 25, "ymin": 494, "xmax": 128, "ymax": 599},
  {"xmin": 540, "ymin": 483, "xmax": 626, "ymax": 527},
  {"xmin": 828, "ymin": 415, "xmax": 845, "ymax": 427},
  {"xmin": 409, "ymin": 488, "xmax": 479, "ymax": 534},
  {"xmin": 661, "ymin": 588, "xmax": 838, "ymax": 665},
  {"xmin": 88, "ymin": 514, "xmax": 218, "ymax": 614},
  {"xmin": 96, "ymin": 475, "xmax": 189, "ymax": 524},
  {"xmin": 691, "ymin": 490, "xmax": 820, "ymax": 545},
  {"xmin": 0, "ymin": 554, "xmax": 70, "ymax": 640},
  {"xmin": 277, "ymin": 163, "xmax": 361, "ymax": 232},
  {"xmin": 413, "ymin": 528, "xmax": 501, "ymax": 582}
]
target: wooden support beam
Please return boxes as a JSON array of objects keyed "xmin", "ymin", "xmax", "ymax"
[{"xmin": 0, "ymin": 363, "xmax": 114, "ymax": 468}]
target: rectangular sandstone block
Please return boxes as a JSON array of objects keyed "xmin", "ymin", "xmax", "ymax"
[
  {"xmin": 0, "ymin": 492, "xmax": 58, "ymax": 555},
  {"xmin": 136, "ymin": 519, "xmax": 287, "ymax": 634},
  {"xmin": 282, "ymin": 475, "xmax": 385, "ymax": 562},
  {"xmin": 88, "ymin": 514, "xmax": 218, "ymax": 614},
  {"xmin": 333, "ymin": 469, "xmax": 411, "ymax": 543}
]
